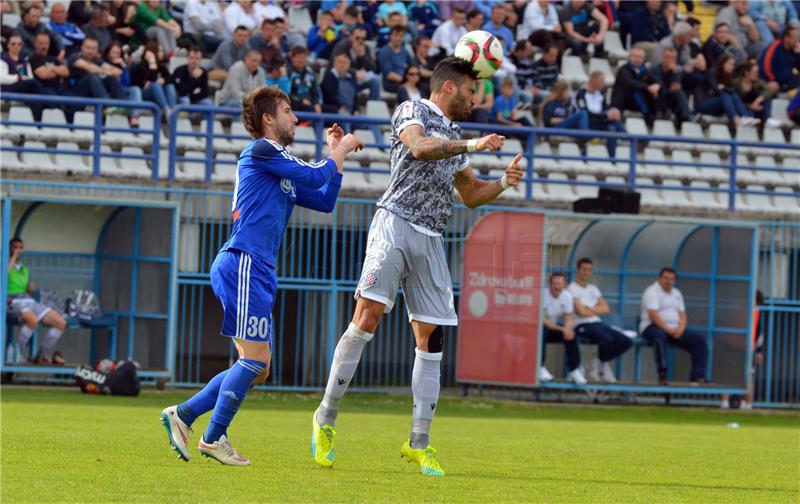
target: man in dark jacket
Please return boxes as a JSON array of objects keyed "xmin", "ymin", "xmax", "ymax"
[
  {"xmin": 625, "ymin": 0, "xmax": 670, "ymax": 48},
  {"xmin": 14, "ymin": 4, "xmax": 63, "ymax": 59},
  {"xmin": 702, "ymin": 22, "xmax": 747, "ymax": 66},
  {"xmin": 331, "ymin": 25, "xmax": 381, "ymax": 100},
  {"xmin": 173, "ymin": 46, "xmax": 211, "ymax": 105},
  {"xmin": 611, "ymin": 46, "xmax": 659, "ymax": 125},
  {"xmin": 574, "ymin": 71, "xmax": 625, "ymax": 157},
  {"xmin": 759, "ymin": 25, "xmax": 800, "ymax": 91},
  {"xmin": 321, "ymin": 52, "xmax": 357, "ymax": 114},
  {"xmin": 650, "ymin": 47, "xmax": 692, "ymax": 123}
]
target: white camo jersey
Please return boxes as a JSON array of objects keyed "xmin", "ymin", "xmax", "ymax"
[{"xmin": 376, "ymin": 99, "xmax": 469, "ymax": 234}]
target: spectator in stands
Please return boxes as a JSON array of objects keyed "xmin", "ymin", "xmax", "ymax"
[
  {"xmin": 308, "ymin": 10, "xmax": 340, "ymax": 59},
  {"xmin": 530, "ymin": 43, "xmax": 560, "ymax": 103},
  {"xmin": 331, "ymin": 25, "xmax": 381, "ymax": 101},
  {"xmin": 377, "ymin": 11, "xmax": 411, "ymax": 49},
  {"xmin": 465, "ymin": 8, "xmax": 485, "ymax": 33},
  {"xmin": 265, "ymin": 57, "xmax": 290, "ymax": 93},
  {"xmin": 254, "ymin": 0, "xmax": 285, "ymax": 23},
  {"xmin": 574, "ymin": 71, "xmax": 624, "ymax": 157},
  {"xmin": 81, "ymin": 4, "xmax": 114, "ymax": 55},
  {"xmin": 208, "ymin": 25, "xmax": 250, "ymax": 85},
  {"xmin": 640, "ymin": 267, "xmax": 708, "ymax": 385},
  {"xmin": 378, "ymin": 0, "xmax": 408, "ymax": 25},
  {"xmin": 540, "ymin": 272, "xmax": 586, "ymax": 385},
  {"xmin": 511, "ymin": 39, "xmax": 535, "ymax": 102},
  {"xmin": 173, "ymin": 46, "xmax": 211, "ymax": 106},
  {"xmin": 758, "ymin": 25, "xmax": 800, "ymax": 91},
  {"xmin": 492, "ymin": 77, "xmax": 533, "ymax": 128},
  {"xmin": 715, "ymin": 0, "xmax": 765, "ymax": 59},
  {"xmin": 339, "ymin": 6, "xmax": 365, "ymax": 39},
  {"xmin": 737, "ymin": 61, "xmax": 780, "ymax": 126},
  {"xmin": 288, "ymin": 45, "xmax": 322, "ymax": 113},
  {"xmin": 558, "ymin": 0, "xmax": 608, "ymax": 59},
  {"xmin": 519, "ymin": 0, "xmax": 562, "ymax": 51},
  {"xmin": 697, "ymin": 54, "xmax": 758, "ymax": 126},
  {"xmin": 217, "ymin": 48, "xmax": 264, "ymax": 107},
  {"xmin": 483, "ymin": 3, "xmax": 514, "ymax": 55},
  {"xmin": 47, "ymin": 2, "xmax": 84, "ymax": 56},
  {"xmin": 702, "ymin": 22, "xmax": 748, "ymax": 66},
  {"xmin": 625, "ymin": 0, "xmax": 670, "ymax": 55},
  {"xmin": 7, "ymin": 238, "xmax": 67, "ymax": 365},
  {"xmin": 103, "ymin": 41, "xmax": 142, "ymax": 124},
  {"xmin": 134, "ymin": 0, "xmax": 181, "ymax": 56},
  {"xmin": 223, "ymin": 0, "xmax": 259, "ymax": 36},
  {"xmin": 378, "ymin": 26, "xmax": 411, "ymax": 93},
  {"xmin": 650, "ymin": 47, "xmax": 693, "ymax": 124},
  {"xmin": 749, "ymin": 0, "xmax": 798, "ymax": 44},
  {"xmin": 321, "ymin": 51, "xmax": 356, "ymax": 115},
  {"xmin": 469, "ymin": 77, "xmax": 494, "ymax": 123},
  {"xmin": 133, "ymin": 40, "xmax": 177, "ymax": 116},
  {"xmin": 67, "ymin": 0, "xmax": 94, "ymax": 27},
  {"xmin": 686, "ymin": 17, "xmax": 704, "ymax": 58},
  {"xmin": 612, "ymin": 47, "xmax": 660, "ymax": 126},
  {"xmin": 108, "ymin": 1, "xmax": 141, "ymax": 47},
  {"xmin": 66, "ymin": 36, "xmax": 125, "ymax": 103},
  {"xmin": 788, "ymin": 86, "xmax": 800, "ymax": 124},
  {"xmin": 396, "ymin": 63, "xmax": 424, "ymax": 102},
  {"xmin": 14, "ymin": 4, "xmax": 63, "ymax": 59},
  {"xmin": 569, "ymin": 258, "xmax": 633, "ymax": 383},
  {"xmin": 0, "ymin": 34, "xmax": 50, "ymax": 121},
  {"xmin": 410, "ymin": 35, "xmax": 437, "ymax": 96},
  {"xmin": 438, "ymin": 0, "xmax": 473, "ymax": 21},
  {"xmin": 431, "ymin": 7, "xmax": 466, "ymax": 57},
  {"xmin": 653, "ymin": 21, "xmax": 707, "ymax": 101},
  {"xmin": 249, "ymin": 18, "xmax": 280, "ymax": 71},
  {"xmin": 409, "ymin": 0, "xmax": 441, "ymax": 38},
  {"xmin": 540, "ymin": 80, "xmax": 589, "ymax": 130},
  {"xmin": 30, "ymin": 33, "xmax": 69, "ymax": 94},
  {"xmin": 272, "ymin": 18, "xmax": 304, "ymax": 60},
  {"xmin": 183, "ymin": 0, "xmax": 225, "ymax": 54}
]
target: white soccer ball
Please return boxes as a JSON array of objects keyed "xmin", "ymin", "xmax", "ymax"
[{"xmin": 454, "ymin": 30, "xmax": 504, "ymax": 79}]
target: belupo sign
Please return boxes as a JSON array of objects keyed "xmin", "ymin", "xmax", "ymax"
[{"xmin": 457, "ymin": 212, "xmax": 546, "ymax": 386}]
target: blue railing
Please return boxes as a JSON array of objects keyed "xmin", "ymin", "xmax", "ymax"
[{"xmin": 2, "ymin": 95, "xmax": 798, "ymax": 212}]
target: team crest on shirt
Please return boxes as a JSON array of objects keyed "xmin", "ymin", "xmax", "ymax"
[{"xmin": 280, "ymin": 177, "xmax": 295, "ymax": 196}]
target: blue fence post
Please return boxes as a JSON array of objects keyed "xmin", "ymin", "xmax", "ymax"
[
  {"xmin": 728, "ymin": 143, "xmax": 737, "ymax": 211},
  {"xmin": 168, "ymin": 111, "xmax": 178, "ymax": 181},
  {"xmin": 628, "ymin": 138, "xmax": 638, "ymax": 190},
  {"xmin": 150, "ymin": 107, "xmax": 162, "ymax": 180},
  {"xmin": 526, "ymin": 130, "xmax": 535, "ymax": 201},
  {"xmin": 92, "ymin": 106, "xmax": 103, "ymax": 177},
  {"xmin": 204, "ymin": 109, "xmax": 214, "ymax": 184}
]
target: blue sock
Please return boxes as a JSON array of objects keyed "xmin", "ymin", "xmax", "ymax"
[
  {"xmin": 176, "ymin": 369, "xmax": 229, "ymax": 427},
  {"xmin": 203, "ymin": 358, "xmax": 266, "ymax": 443}
]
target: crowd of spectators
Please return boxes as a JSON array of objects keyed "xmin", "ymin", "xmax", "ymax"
[{"xmin": 1, "ymin": 0, "xmax": 799, "ymax": 146}]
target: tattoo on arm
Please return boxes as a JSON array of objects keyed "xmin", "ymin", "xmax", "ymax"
[{"xmin": 401, "ymin": 126, "xmax": 468, "ymax": 160}]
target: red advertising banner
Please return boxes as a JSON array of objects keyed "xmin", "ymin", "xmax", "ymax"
[{"xmin": 456, "ymin": 211, "xmax": 546, "ymax": 386}]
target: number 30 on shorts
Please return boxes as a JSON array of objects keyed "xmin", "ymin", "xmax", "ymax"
[{"xmin": 247, "ymin": 316, "xmax": 270, "ymax": 339}]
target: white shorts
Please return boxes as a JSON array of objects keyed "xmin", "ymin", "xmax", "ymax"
[
  {"xmin": 9, "ymin": 295, "xmax": 51, "ymax": 322},
  {"xmin": 355, "ymin": 209, "xmax": 458, "ymax": 326}
]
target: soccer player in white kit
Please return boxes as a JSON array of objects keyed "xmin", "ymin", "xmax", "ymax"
[{"xmin": 311, "ymin": 57, "xmax": 525, "ymax": 476}]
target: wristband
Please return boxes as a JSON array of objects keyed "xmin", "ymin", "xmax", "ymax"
[
  {"xmin": 467, "ymin": 139, "xmax": 478, "ymax": 153},
  {"xmin": 499, "ymin": 174, "xmax": 511, "ymax": 190}
]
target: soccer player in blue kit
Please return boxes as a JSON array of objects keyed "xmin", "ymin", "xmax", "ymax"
[{"xmin": 160, "ymin": 86, "xmax": 363, "ymax": 466}]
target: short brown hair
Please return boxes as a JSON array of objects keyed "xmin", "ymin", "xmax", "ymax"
[{"xmin": 241, "ymin": 86, "xmax": 291, "ymax": 139}]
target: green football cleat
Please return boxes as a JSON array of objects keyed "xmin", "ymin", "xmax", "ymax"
[
  {"xmin": 400, "ymin": 440, "xmax": 445, "ymax": 476},
  {"xmin": 311, "ymin": 408, "xmax": 336, "ymax": 468}
]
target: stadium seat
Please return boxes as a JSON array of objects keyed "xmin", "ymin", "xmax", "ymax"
[
  {"xmin": 790, "ymin": 129, "xmax": 800, "ymax": 147},
  {"xmin": 649, "ymin": 119, "xmax": 677, "ymax": 150},
  {"xmin": 542, "ymin": 173, "xmax": 575, "ymax": 201},
  {"xmin": 21, "ymin": 141, "xmax": 57, "ymax": 171},
  {"xmin": 1, "ymin": 139, "xmax": 23, "ymax": 170},
  {"xmin": 366, "ymin": 100, "xmax": 392, "ymax": 123},
  {"xmin": 735, "ymin": 125, "xmax": 763, "ymax": 157},
  {"xmin": 287, "ymin": 6, "xmax": 313, "ymax": 36},
  {"xmin": 8, "ymin": 106, "xmax": 42, "ymax": 140},
  {"xmin": 770, "ymin": 98, "xmax": 791, "ymax": 126},
  {"xmin": 71, "ymin": 111, "xmax": 96, "ymax": 143},
  {"xmin": 574, "ymin": 174, "xmax": 598, "ymax": 198},
  {"xmin": 604, "ymin": 30, "xmax": 629, "ymax": 61},
  {"xmin": 54, "ymin": 142, "xmax": 91, "ymax": 175},
  {"xmin": 678, "ymin": 122, "xmax": 705, "ymax": 152},
  {"xmin": 557, "ymin": 142, "xmax": 586, "ymax": 173},
  {"xmin": 669, "ymin": 149, "xmax": 694, "ymax": 179},
  {"xmin": 177, "ymin": 150, "xmax": 208, "ymax": 181},
  {"xmin": 229, "ymin": 121, "xmax": 250, "ymax": 151},
  {"xmin": 624, "ymin": 117, "xmax": 648, "ymax": 137},
  {"xmin": 707, "ymin": 123, "xmax": 732, "ymax": 154},
  {"xmin": 605, "ymin": 175, "xmax": 627, "ymax": 186},
  {"xmin": 175, "ymin": 118, "xmax": 204, "ymax": 151},
  {"xmin": 698, "ymin": 152, "xmax": 727, "ymax": 181},
  {"xmin": 365, "ymin": 164, "xmax": 392, "ymax": 191},
  {"xmin": 642, "ymin": 147, "xmax": 672, "ymax": 178},
  {"xmin": 779, "ymin": 157, "xmax": 800, "ymax": 187},
  {"xmin": 774, "ymin": 186, "xmax": 800, "ymax": 214},
  {"xmin": 741, "ymin": 184, "xmax": 773, "ymax": 212},
  {"xmin": 585, "ymin": 143, "xmax": 622, "ymax": 176},
  {"xmin": 2, "ymin": 13, "xmax": 20, "ymax": 27},
  {"xmin": 689, "ymin": 181, "xmax": 725, "ymax": 209},
  {"xmin": 292, "ymin": 126, "xmax": 319, "ymax": 159},
  {"xmin": 199, "ymin": 119, "xmax": 231, "ymax": 152},
  {"xmin": 117, "ymin": 147, "xmax": 153, "ymax": 178},
  {"xmin": 532, "ymin": 142, "xmax": 561, "ymax": 173},
  {"xmin": 742, "ymin": 155, "xmax": 781, "ymax": 185},
  {"xmin": 762, "ymin": 126, "xmax": 785, "ymax": 146},
  {"xmin": 637, "ymin": 177, "xmax": 665, "ymax": 206},
  {"xmin": 660, "ymin": 178, "xmax": 691, "ymax": 207},
  {"xmin": 560, "ymin": 56, "xmax": 589, "ymax": 86},
  {"xmin": 104, "ymin": 114, "xmax": 146, "ymax": 147},
  {"xmin": 341, "ymin": 166, "xmax": 371, "ymax": 190},
  {"xmin": 42, "ymin": 108, "xmax": 77, "ymax": 143},
  {"xmin": 589, "ymin": 58, "xmax": 615, "ymax": 86},
  {"xmin": 213, "ymin": 153, "xmax": 238, "ymax": 183},
  {"xmin": 133, "ymin": 115, "xmax": 169, "ymax": 147}
]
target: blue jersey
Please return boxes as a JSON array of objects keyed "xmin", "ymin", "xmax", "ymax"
[{"xmin": 221, "ymin": 138, "xmax": 342, "ymax": 268}]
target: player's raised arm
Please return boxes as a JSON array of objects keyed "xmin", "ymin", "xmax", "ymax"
[
  {"xmin": 399, "ymin": 125, "xmax": 504, "ymax": 161},
  {"xmin": 296, "ymin": 127, "xmax": 363, "ymax": 213},
  {"xmin": 455, "ymin": 153, "xmax": 524, "ymax": 208}
]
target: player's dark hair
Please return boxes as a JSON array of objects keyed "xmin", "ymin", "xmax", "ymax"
[
  {"xmin": 550, "ymin": 272, "xmax": 567, "ymax": 283},
  {"xmin": 452, "ymin": 7, "xmax": 466, "ymax": 15},
  {"xmin": 659, "ymin": 267, "xmax": 677, "ymax": 277},
  {"xmin": 241, "ymin": 86, "xmax": 291, "ymax": 139},
  {"xmin": 577, "ymin": 257, "xmax": 593, "ymax": 269},
  {"xmin": 430, "ymin": 57, "xmax": 478, "ymax": 93},
  {"xmin": 783, "ymin": 24, "xmax": 798, "ymax": 39}
]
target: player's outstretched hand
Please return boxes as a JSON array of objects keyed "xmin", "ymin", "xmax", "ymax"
[
  {"xmin": 327, "ymin": 123, "xmax": 345, "ymax": 151},
  {"xmin": 505, "ymin": 153, "xmax": 524, "ymax": 187},
  {"xmin": 340, "ymin": 132, "xmax": 365, "ymax": 153},
  {"xmin": 476, "ymin": 133, "xmax": 505, "ymax": 152}
]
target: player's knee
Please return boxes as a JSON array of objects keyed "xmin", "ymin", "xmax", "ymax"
[
  {"xmin": 427, "ymin": 326, "xmax": 444, "ymax": 353},
  {"xmin": 352, "ymin": 300, "xmax": 383, "ymax": 334},
  {"xmin": 251, "ymin": 365, "xmax": 270, "ymax": 386}
]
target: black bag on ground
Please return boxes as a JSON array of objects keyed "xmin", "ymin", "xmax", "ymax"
[{"xmin": 75, "ymin": 360, "xmax": 141, "ymax": 396}]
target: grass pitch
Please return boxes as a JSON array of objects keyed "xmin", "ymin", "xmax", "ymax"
[{"xmin": 2, "ymin": 387, "xmax": 798, "ymax": 503}]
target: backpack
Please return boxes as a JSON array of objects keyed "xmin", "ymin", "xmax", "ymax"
[
  {"xmin": 66, "ymin": 290, "xmax": 103, "ymax": 320},
  {"xmin": 75, "ymin": 359, "xmax": 141, "ymax": 396}
]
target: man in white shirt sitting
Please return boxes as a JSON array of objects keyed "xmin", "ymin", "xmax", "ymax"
[
  {"xmin": 430, "ymin": 8, "xmax": 467, "ymax": 57},
  {"xmin": 568, "ymin": 258, "xmax": 632, "ymax": 383},
  {"xmin": 640, "ymin": 267, "xmax": 708, "ymax": 384},
  {"xmin": 541, "ymin": 272, "xmax": 587, "ymax": 385}
]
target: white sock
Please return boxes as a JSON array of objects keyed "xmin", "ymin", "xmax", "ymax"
[
  {"xmin": 17, "ymin": 326, "xmax": 34, "ymax": 353},
  {"xmin": 41, "ymin": 327, "xmax": 63, "ymax": 351},
  {"xmin": 410, "ymin": 348, "xmax": 441, "ymax": 449},
  {"xmin": 317, "ymin": 323, "xmax": 373, "ymax": 426}
]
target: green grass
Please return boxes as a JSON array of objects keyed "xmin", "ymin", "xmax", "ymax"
[{"xmin": 2, "ymin": 387, "xmax": 798, "ymax": 503}]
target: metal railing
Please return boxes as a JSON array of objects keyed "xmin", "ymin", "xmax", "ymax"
[{"xmin": 2, "ymin": 95, "xmax": 798, "ymax": 212}]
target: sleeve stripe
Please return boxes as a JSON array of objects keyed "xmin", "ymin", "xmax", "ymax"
[
  {"xmin": 397, "ymin": 119, "xmax": 424, "ymax": 134},
  {"xmin": 279, "ymin": 150, "xmax": 330, "ymax": 168}
]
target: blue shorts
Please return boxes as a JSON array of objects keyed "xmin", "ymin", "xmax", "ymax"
[{"xmin": 210, "ymin": 249, "xmax": 276, "ymax": 342}]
